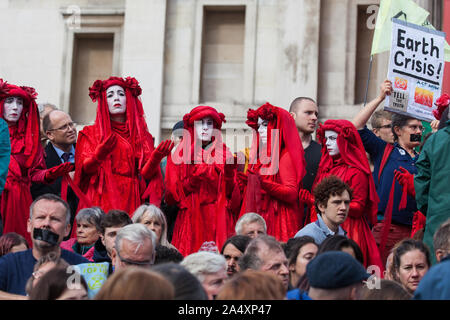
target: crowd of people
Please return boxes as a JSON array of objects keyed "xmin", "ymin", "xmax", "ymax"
[{"xmin": 0, "ymin": 75, "xmax": 449, "ymax": 301}]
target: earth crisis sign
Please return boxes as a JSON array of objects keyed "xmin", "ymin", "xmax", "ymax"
[{"xmin": 385, "ymin": 18, "xmax": 446, "ymax": 121}]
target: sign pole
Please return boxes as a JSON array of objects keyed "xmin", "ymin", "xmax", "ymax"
[{"xmin": 363, "ymin": 55, "xmax": 373, "ymax": 106}]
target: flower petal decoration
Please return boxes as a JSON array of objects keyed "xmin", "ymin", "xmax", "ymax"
[
  {"xmin": 21, "ymin": 86, "xmax": 38, "ymax": 100},
  {"xmin": 433, "ymin": 93, "xmax": 450, "ymax": 120},
  {"xmin": 246, "ymin": 108, "xmax": 259, "ymax": 130},
  {"xmin": 0, "ymin": 79, "xmax": 10, "ymax": 100},
  {"xmin": 89, "ymin": 80, "xmax": 104, "ymax": 102},
  {"xmin": 125, "ymin": 77, "xmax": 142, "ymax": 97}
]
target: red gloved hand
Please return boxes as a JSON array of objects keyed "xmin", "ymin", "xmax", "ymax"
[
  {"xmin": 94, "ymin": 134, "xmax": 117, "ymax": 162},
  {"xmin": 45, "ymin": 162, "xmax": 75, "ymax": 183},
  {"xmin": 299, "ymin": 189, "xmax": 314, "ymax": 207},
  {"xmin": 142, "ymin": 140, "xmax": 175, "ymax": 179},
  {"xmin": 394, "ymin": 166, "xmax": 415, "ymax": 197}
]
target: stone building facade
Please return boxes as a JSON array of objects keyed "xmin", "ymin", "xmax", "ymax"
[{"xmin": 0, "ymin": 0, "xmax": 445, "ymax": 151}]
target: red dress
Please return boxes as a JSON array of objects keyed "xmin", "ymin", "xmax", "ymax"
[
  {"xmin": 238, "ymin": 103, "xmax": 306, "ymax": 243},
  {"xmin": 0, "ymin": 83, "xmax": 44, "ymax": 246},
  {"xmin": 75, "ymin": 123, "xmax": 156, "ymax": 214},
  {"xmin": 165, "ymin": 106, "xmax": 236, "ymax": 256},
  {"xmin": 313, "ymin": 120, "xmax": 383, "ymax": 271},
  {"xmin": 1, "ymin": 127, "xmax": 47, "ymax": 246},
  {"xmin": 74, "ymin": 77, "xmax": 163, "ymax": 219}
]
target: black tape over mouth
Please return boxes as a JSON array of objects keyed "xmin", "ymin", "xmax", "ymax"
[
  {"xmin": 33, "ymin": 228, "xmax": 59, "ymax": 246},
  {"xmin": 410, "ymin": 134, "xmax": 422, "ymax": 142}
]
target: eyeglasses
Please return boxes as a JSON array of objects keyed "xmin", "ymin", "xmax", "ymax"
[
  {"xmin": 116, "ymin": 249, "xmax": 154, "ymax": 267},
  {"xmin": 376, "ymin": 124, "xmax": 392, "ymax": 129},
  {"xmin": 48, "ymin": 122, "xmax": 76, "ymax": 132},
  {"xmin": 406, "ymin": 125, "xmax": 425, "ymax": 132}
]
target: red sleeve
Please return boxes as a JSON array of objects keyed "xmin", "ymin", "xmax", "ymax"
[
  {"xmin": 347, "ymin": 169, "xmax": 368, "ymax": 218},
  {"xmin": 29, "ymin": 147, "xmax": 48, "ymax": 183},
  {"xmin": 260, "ymin": 152, "xmax": 298, "ymax": 203}
]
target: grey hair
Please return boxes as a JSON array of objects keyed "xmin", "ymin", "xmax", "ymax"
[
  {"xmin": 180, "ymin": 252, "xmax": 227, "ymax": 283},
  {"xmin": 132, "ymin": 204, "xmax": 173, "ymax": 248},
  {"xmin": 235, "ymin": 212, "xmax": 267, "ymax": 235},
  {"xmin": 239, "ymin": 235, "xmax": 284, "ymax": 272},
  {"xmin": 115, "ymin": 224, "xmax": 157, "ymax": 263},
  {"xmin": 29, "ymin": 193, "xmax": 71, "ymax": 226},
  {"xmin": 433, "ymin": 218, "xmax": 450, "ymax": 251},
  {"xmin": 75, "ymin": 207, "xmax": 105, "ymax": 232}
]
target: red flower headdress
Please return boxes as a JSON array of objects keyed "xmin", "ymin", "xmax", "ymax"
[
  {"xmin": 433, "ymin": 93, "xmax": 450, "ymax": 120},
  {"xmin": 0, "ymin": 80, "xmax": 40, "ymax": 168}
]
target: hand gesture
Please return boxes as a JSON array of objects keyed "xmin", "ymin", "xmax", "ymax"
[
  {"xmin": 95, "ymin": 134, "xmax": 117, "ymax": 161},
  {"xmin": 299, "ymin": 189, "xmax": 314, "ymax": 207},
  {"xmin": 45, "ymin": 162, "xmax": 75, "ymax": 182},
  {"xmin": 379, "ymin": 79, "xmax": 393, "ymax": 100},
  {"xmin": 394, "ymin": 166, "xmax": 415, "ymax": 197}
]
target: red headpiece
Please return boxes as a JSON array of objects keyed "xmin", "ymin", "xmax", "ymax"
[
  {"xmin": 433, "ymin": 93, "xmax": 450, "ymax": 120},
  {"xmin": 246, "ymin": 102, "xmax": 306, "ymax": 185},
  {"xmin": 317, "ymin": 119, "xmax": 379, "ymax": 224},
  {"xmin": 88, "ymin": 76, "xmax": 152, "ymax": 168},
  {"xmin": 0, "ymin": 78, "xmax": 40, "ymax": 168}
]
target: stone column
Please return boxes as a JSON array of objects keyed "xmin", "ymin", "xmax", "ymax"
[
  {"xmin": 275, "ymin": 0, "xmax": 321, "ymax": 109},
  {"xmin": 122, "ymin": 0, "xmax": 167, "ymax": 143}
]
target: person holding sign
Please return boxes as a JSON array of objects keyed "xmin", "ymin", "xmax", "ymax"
[{"xmin": 352, "ymin": 80, "xmax": 423, "ymax": 265}]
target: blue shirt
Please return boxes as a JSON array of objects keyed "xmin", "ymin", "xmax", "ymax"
[
  {"xmin": 358, "ymin": 127, "xmax": 418, "ymax": 226},
  {"xmin": 294, "ymin": 214, "xmax": 347, "ymax": 245},
  {"xmin": 53, "ymin": 144, "xmax": 75, "ymax": 163},
  {"xmin": 0, "ymin": 249, "xmax": 89, "ymax": 295},
  {"xmin": 286, "ymin": 289, "xmax": 312, "ymax": 300}
]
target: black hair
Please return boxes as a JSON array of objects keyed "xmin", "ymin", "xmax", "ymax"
[
  {"xmin": 318, "ymin": 235, "xmax": 364, "ymax": 265},
  {"xmin": 220, "ymin": 235, "xmax": 252, "ymax": 254}
]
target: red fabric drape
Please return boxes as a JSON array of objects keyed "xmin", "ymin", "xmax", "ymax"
[
  {"xmin": 239, "ymin": 103, "xmax": 306, "ymax": 242},
  {"xmin": 312, "ymin": 120, "xmax": 383, "ymax": 271},
  {"xmin": 74, "ymin": 77, "xmax": 162, "ymax": 221},
  {"xmin": 167, "ymin": 106, "xmax": 235, "ymax": 256},
  {"xmin": 0, "ymin": 80, "xmax": 46, "ymax": 246}
]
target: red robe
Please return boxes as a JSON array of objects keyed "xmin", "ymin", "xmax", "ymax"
[
  {"xmin": 166, "ymin": 145, "xmax": 235, "ymax": 257},
  {"xmin": 238, "ymin": 103, "xmax": 306, "ymax": 243},
  {"xmin": 1, "ymin": 127, "xmax": 47, "ymax": 246},
  {"xmin": 239, "ymin": 150, "xmax": 302, "ymax": 242},
  {"xmin": 75, "ymin": 124, "xmax": 158, "ymax": 215},
  {"xmin": 313, "ymin": 119, "xmax": 383, "ymax": 271},
  {"xmin": 314, "ymin": 156, "xmax": 383, "ymax": 269}
]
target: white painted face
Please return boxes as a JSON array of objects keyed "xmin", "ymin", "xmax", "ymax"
[
  {"xmin": 3, "ymin": 96, "xmax": 24, "ymax": 123},
  {"xmin": 194, "ymin": 116, "xmax": 214, "ymax": 142},
  {"xmin": 325, "ymin": 130, "xmax": 340, "ymax": 156},
  {"xmin": 258, "ymin": 117, "xmax": 268, "ymax": 145},
  {"xmin": 106, "ymin": 85, "xmax": 126, "ymax": 115}
]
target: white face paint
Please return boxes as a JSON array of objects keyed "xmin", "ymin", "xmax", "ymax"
[
  {"xmin": 325, "ymin": 130, "xmax": 340, "ymax": 156},
  {"xmin": 106, "ymin": 85, "xmax": 126, "ymax": 115},
  {"xmin": 194, "ymin": 116, "xmax": 214, "ymax": 142},
  {"xmin": 258, "ymin": 117, "xmax": 268, "ymax": 145},
  {"xmin": 3, "ymin": 96, "xmax": 24, "ymax": 123}
]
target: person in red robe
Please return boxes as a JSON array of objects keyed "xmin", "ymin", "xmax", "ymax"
[
  {"xmin": 165, "ymin": 106, "xmax": 237, "ymax": 256},
  {"xmin": 74, "ymin": 76, "xmax": 170, "ymax": 217},
  {"xmin": 304, "ymin": 119, "xmax": 383, "ymax": 271},
  {"xmin": 238, "ymin": 103, "xmax": 306, "ymax": 243},
  {"xmin": 0, "ymin": 79, "xmax": 73, "ymax": 245}
]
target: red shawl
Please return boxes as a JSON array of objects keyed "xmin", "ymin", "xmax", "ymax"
[
  {"xmin": 0, "ymin": 79, "xmax": 40, "ymax": 168},
  {"xmin": 245, "ymin": 102, "xmax": 306, "ymax": 212},
  {"xmin": 74, "ymin": 76, "xmax": 162, "ymax": 210},
  {"xmin": 316, "ymin": 119, "xmax": 379, "ymax": 225}
]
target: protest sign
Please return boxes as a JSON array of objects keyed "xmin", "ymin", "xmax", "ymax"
[{"xmin": 385, "ymin": 18, "xmax": 446, "ymax": 121}]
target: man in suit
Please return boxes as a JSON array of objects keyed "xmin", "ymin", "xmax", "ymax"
[{"xmin": 31, "ymin": 110, "xmax": 78, "ymax": 234}]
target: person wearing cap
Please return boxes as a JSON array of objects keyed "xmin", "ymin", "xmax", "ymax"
[
  {"xmin": 0, "ymin": 80, "xmax": 74, "ymax": 245},
  {"xmin": 306, "ymin": 251, "xmax": 369, "ymax": 300},
  {"xmin": 165, "ymin": 106, "xmax": 237, "ymax": 256},
  {"xmin": 74, "ymin": 77, "xmax": 171, "ymax": 217}
]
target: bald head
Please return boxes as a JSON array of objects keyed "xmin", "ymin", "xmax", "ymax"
[{"xmin": 44, "ymin": 110, "xmax": 77, "ymax": 152}]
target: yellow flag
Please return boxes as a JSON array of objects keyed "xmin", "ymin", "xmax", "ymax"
[{"xmin": 371, "ymin": 0, "xmax": 430, "ymax": 55}]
